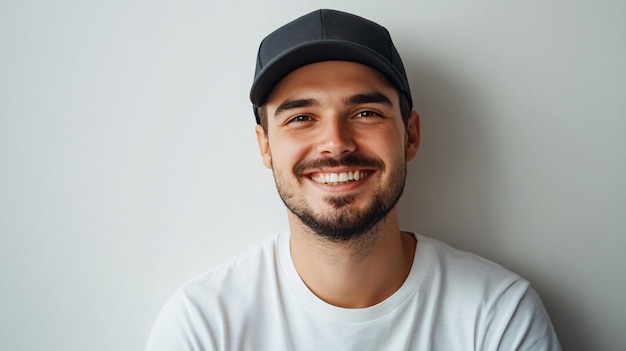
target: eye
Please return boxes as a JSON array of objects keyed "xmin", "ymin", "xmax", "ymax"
[
  {"xmin": 287, "ymin": 115, "xmax": 313, "ymax": 124},
  {"xmin": 355, "ymin": 110, "xmax": 382, "ymax": 118}
]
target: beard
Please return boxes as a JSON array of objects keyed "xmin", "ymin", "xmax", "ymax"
[{"xmin": 272, "ymin": 153, "xmax": 407, "ymax": 242}]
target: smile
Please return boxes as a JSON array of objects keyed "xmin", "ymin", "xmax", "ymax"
[{"xmin": 310, "ymin": 170, "xmax": 371, "ymax": 185}]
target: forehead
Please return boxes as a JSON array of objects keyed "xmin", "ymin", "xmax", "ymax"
[{"xmin": 265, "ymin": 61, "xmax": 399, "ymax": 107}]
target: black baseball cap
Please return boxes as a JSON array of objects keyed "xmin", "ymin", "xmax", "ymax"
[{"xmin": 250, "ymin": 9, "xmax": 412, "ymax": 124}]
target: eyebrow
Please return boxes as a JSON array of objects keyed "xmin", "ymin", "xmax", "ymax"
[
  {"xmin": 344, "ymin": 92, "xmax": 394, "ymax": 108},
  {"xmin": 274, "ymin": 99, "xmax": 320, "ymax": 116}
]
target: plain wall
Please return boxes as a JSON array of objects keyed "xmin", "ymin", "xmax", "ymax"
[{"xmin": 1, "ymin": 1, "xmax": 624, "ymax": 350}]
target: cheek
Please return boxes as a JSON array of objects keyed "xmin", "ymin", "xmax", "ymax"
[
  {"xmin": 268, "ymin": 135, "xmax": 309, "ymax": 169},
  {"xmin": 357, "ymin": 127, "xmax": 405, "ymax": 157}
]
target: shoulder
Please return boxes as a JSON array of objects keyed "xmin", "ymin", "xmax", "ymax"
[
  {"xmin": 415, "ymin": 234, "xmax": 524, "ymax": 290},
  {"xmin": 146, "ymin": 233, "xmax": 283, "ymax": 351},
  {"xmin": 411, "ymin": 234, "xmax": 531, "ymax": 325},
  {"xmin": 175, "ymin": 235, "xmax": 278, "ymax": 301},
  {"xmin": 413, "ymin": 234, "xmax": 561, "ymax": 350}
]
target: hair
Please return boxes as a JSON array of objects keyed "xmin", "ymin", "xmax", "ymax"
[{"xmin": 256, "ymin": 91, "xmax": 411, "ymax": 134}]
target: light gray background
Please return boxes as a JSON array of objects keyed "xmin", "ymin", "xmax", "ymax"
[{"xmin": 1, "ymin": 1, "xmax": 624, "ymax": 350}]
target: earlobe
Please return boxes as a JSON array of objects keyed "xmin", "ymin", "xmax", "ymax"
[
  {"xmin": 405, "ymin": 111, "xmax": 420, "ymax": 161},
  {"xmin": 255, "ymin": 125, "xmax": 272, "ymax": 168}
]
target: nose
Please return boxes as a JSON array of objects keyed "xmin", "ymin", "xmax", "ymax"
[{"xmin": 316, "ymin": 118, "xmax": 356, "ymax": 157}]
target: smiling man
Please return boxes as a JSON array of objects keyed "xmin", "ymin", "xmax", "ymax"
[{"xmin": 147, "ymin": 9, "xmax": 561, "ymax": 350}]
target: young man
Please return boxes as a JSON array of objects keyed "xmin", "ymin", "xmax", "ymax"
[{"xmin": 147, "ymin": 9, "xmax": 561, "ymax": 350}]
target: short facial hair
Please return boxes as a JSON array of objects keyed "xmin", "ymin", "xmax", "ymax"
[{"xmin": 273, "ymin": 153, "xmax": 407, "ymax": 242}]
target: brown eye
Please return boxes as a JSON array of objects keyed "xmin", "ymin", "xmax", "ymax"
[
  {"xmin": 356, "ymin": 111, "xmax": 381, "ymax": 118},
  {"xmin": 288, "ymin": 115, "xmax": 312, "ymax": 123}
]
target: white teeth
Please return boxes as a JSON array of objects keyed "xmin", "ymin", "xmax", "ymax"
[{"xmin": 311, "ymin": 170, "xmax": 368, "ymax": 185}]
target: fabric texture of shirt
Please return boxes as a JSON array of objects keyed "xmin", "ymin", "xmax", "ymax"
[{"xmin": 146, "ymin": 232, "xmax": 561, "ymax": 351}]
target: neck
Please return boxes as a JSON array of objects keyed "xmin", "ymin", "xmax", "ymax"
[{"xmin": 288, "ymin": 208, "xmax": 416, "ymax": 308}]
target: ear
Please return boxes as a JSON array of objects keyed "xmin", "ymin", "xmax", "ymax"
[
  {"xmin": 255, "ymin": 125, "xmax": 272, "ymax": 168},
  {"xmin": 405, "ymin": 111, "xmax": 420, "ymax": 161}
]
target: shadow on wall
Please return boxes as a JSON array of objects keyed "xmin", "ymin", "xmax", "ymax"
[{"xmin": 396, "ymin": 52, "xmax": 590, "ymax": 351}]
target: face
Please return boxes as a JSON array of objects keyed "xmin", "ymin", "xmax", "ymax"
[{"xmin": 256, "ymin": 61, "xmax": 419, "ymax": 241}]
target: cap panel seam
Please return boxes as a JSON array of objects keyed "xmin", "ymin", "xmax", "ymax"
[{"xmin": 320, "ymin": 9, "xmax": 326, "ymax": 39}]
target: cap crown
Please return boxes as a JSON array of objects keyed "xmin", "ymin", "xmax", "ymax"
[{"xmin": 250, "ymin": 9, "xmax": 412, "ymax": 123}]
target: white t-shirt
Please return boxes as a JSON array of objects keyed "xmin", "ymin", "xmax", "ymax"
[{"xmin": 146, "ymin": 232, "xmax": 561, "ymax": 350}]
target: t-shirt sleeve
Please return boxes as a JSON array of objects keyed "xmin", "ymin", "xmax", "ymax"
[
  {"xmin": 489, "ymin": 284, "xmax": 561, "ymax": 351},
  {"xmin": 145, "ymin": 288, "xmax": 217, "ymax": 351}
]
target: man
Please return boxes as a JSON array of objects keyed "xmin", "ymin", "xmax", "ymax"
[{"xmin": 147, "ymin": 9, "xmax": 560, "ymax": 350}]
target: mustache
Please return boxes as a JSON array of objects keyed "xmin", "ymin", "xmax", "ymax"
[{"xmin": 294, "ymin": 154, "xmax": 384, "ymax": 176}]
